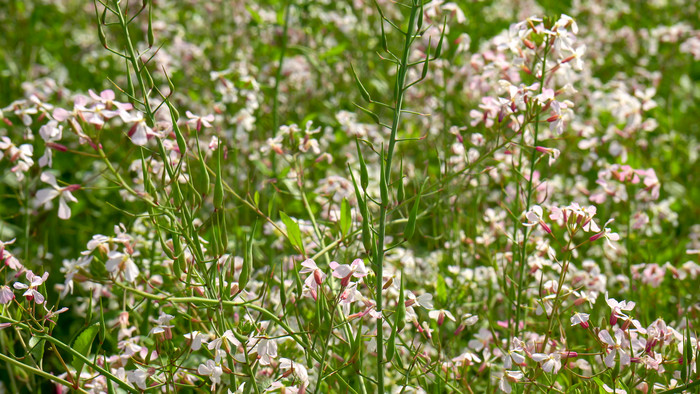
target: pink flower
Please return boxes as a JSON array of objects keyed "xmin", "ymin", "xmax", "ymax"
[
  {"xmin": 0, "ymin": 285, "xmax": 15, "ymax": 304},
  {"xmin": 570, "ymin": 312, "xmax": 590, "ymax": 328},
  {"xmin": 186, "ymin": 111, "xmax": 215, "ymax": 131},
  {"xmin": 523, "ymin": 205, "xmax": 552, "ymax": 234},
  {"xmin": 330, "ymin": 258, "xmax": 368, "ymax": 286},
  {"xmin": 299, "ymin": 259, "xmax": 326, "ymax": 299},
  {"xmin": 0, "ymin": 238, "xmax": 23, "ymax": 271},
  {"xmin": 606, "ymin": 292, "xmax": 635, "ymax": 325},
  {"xmin": 590, "ymin": 219, "xmax": 620, "ymax": 249}
]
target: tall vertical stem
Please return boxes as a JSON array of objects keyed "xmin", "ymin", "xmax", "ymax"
[{"xmin": 374, "ymin": 4, "xmax": 419, "ymax": 391}]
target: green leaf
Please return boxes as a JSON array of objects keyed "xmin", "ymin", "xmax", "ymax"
[
  {"xmin": 404, "ymin": 179, "xmax": 426, "ymax": 240},
  {"xmin": 280, "ymin": 212, "xmax": 304, "ymax": 253},
  {"xmin": 350, "ymin": 63, "xmax": 371, "ymax": 102},
  {"xmin": 29, "ymin": 336, "xmax": 45, "ymax": 364},
  {"xmin": 71, "ymin": 322, "xmax": 100, "ymax": 376},
  {"xmin": 436, "ymin": 275, "xmax": 447, "ymax": 305},
  {"xmin": 340, "ymin": 198, "xmax": 351, "ymax": 237}
]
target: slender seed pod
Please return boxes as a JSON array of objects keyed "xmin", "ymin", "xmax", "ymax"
[
  {"xmin": 219, "ymin": 210, "xmax": 228, "ymax": 252},
  {"xmin": 404, "ymin": 179, "xmax": 426, "ymax": 240},
  {"xmin": 194, "ymin": 134, "xmax": 210, "ymax": 197},
  {"xmin": 385, "ymin": 330, "xmax": 396, "ymax": 363},
  {"xmin": 214, "ymin": 145, "xmax": 224, "ymax": 209},
  {"xmin": 350, "ymin": 64, "xmax": 371, "ymax": 103},
  {"xmin": 396, "ymin": 157, "xmax": 405, "ymax": 203},
  {"xmin": 356, "ymin": 139, "xmax": 369, "ymax": 191},
  {"xmin": 147, "ymin": 0, "xmax": 154, "ymax": 48},
  {"xmin": 379, "ymin": 149, "xmax": 389, "ymax": 205},
  {"xmin": 396, "ymin": 273, "xmax": 406, "ymax": 332}
]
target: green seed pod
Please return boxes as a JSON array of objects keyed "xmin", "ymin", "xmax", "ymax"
[
  {"xmin": 416, "ymin": 0, "xmax": 424, "ymax": 32},
  {"xmin": 404, "ymin": 180, "xmax": 426, "ymax": 240},
  {"xmin": 356, "ymin": 139, "xmax": 369, "ymax": 191},
  {"xmin": 214, "ymin": 146, "xmax": 224, "ymax": 209},
  {"xmin": 379, "ymin": 150, "xmax": 389, "ymax": 204},
  {"xmin": 362, "ymin": 204, "xmax": 372, "ymax": 253},
  {"xmin": 147, "ymin": 0, "xmax": 154, "ymax": 48},
  {"xmin": 172, "ymin": 234, "xmax": 184, "ymax": 278},
  {"xmin": 211, "ymin": 211, "xmax": 221, "ymax": 256},
  {"xmin": 172, "ymin": 119, "xmax": 186, "ymax": 155},
  {"xmin": 350, "ymin": 64, "xmax": 371, "ymax": 103},
  {"xmin": 434, "ymin": 17, "xmax": 446, "ymax": 59},
  {"xmin": 386, "ymin": 329, "xmax": 396, "ymax": 363},
  {"xmin": 396, "ymin": 157, "xmax": 405, "ymax": 203},
  {"xmin": 396, "ymin": 273, "xmax": 406, "ymax": 332},
  {"xmin": 197, "ymin": 153, "xmax": 210, "ymax": 196},
  {"xmin": 219, "ymin": 210, "xmax": 228, "ymax": 252}
]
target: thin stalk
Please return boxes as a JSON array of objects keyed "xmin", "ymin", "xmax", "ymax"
[
  {"xmin": 514, "ymin": 36, "xmax": 550, "ymax": 338},
  {"xmin": 374, "ymin": 4, "xmax": 419, "ymax": 392},
  {"xmin": 0, "ymin": 352, "xmax": 88, "ymax": 394}
]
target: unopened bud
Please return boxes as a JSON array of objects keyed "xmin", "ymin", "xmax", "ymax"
[
  {"xmin": 589, "ymin": 232, "xmax": 605, "ymax": 242},
  {"xmin": 314, "ymin": 270, "xmax": 323, "ymax": 286},
  {"xmin": 437, "ymin": 311, "xmax": 445, "ymax": 326},
  {"xmin": 610, "ymin": 314, "xmax": 618, "ymax": 326},
  {"xmin": 46, "ymin": 142, "xmax": 68, "ymax": 152}
]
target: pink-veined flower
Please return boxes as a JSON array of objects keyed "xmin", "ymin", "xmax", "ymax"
[
  {"xmin": 330, "ymin": 258, "xmax": 368, "ymax": 286},
  {"xmin": 590, "ymin": 219, "xmax": 621, "ymax": 249},
  {"xmin": 571, "ymin": 312, "xmax": 590, "ymax": 328},
  {"xmin": 13, "ymin": 270, "xmax": 49, "ymax": 304},
  {"xmin": 531, "ymin": 352, "xmax": 562, "ymax": 373},
  {"xmin": 106, "ymin": 250, "xmax": 139, "ymax": 283},
  {"xmin": 35, "ymin": 172, "xmax": 80, "ymax": 220},
  {"xmin": 598, "ymin": 328, "xmax": 631, "ymax": 368}
]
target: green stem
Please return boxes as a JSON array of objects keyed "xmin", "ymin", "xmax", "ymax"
[
  {"xmin": 514, "ymin": 36, "xmax": 550, "ymax": 338},
  {"xmin": 374, "ymin": 3, "xmax": 419, "ymax": 392},
  {"xmin": 0, "ymin": 352, "xmax": 88, "ymax": 394}
]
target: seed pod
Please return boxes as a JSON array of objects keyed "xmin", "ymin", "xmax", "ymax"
[
  {"xmin": 350, "ymin": 64, "xmax": 371, "ymax": 103},
  {"xmin": 356, "ymin": 139, "xmax": 369, "ymax": 191},
  {"xmin": 171, "ymin": 117, "xmax": 186, "ymax": 155},
  {"xmin": 362, "ymin": 204, "xmax": 372, "ymax": 253},
  {"xmin": 379, "ymin": 149, "xmax": 389, "ymax": 204},
  {"xmin": 214, "ymin": 145, "xmax": 224, "ymax": 209},
  {"xmin": 404, "ymin": 180, "xmax": 426, "ymax": 240},
  {"xmin": 172, "ymin": 234, "xmax": 185, "ymax": 279},
  {"xmin": 211, "ymin": 211, "xmax": 221, "ymax": 256},
  {"xmin": 219, "ymin": 210, "xmax": 228, "ymax": 252},
  {"xmin": 147, "ymin": 0, "xmax": 154, "ymax": 48},
  {"xmin": 396, "ymin": 157, "xmax": 405, "ymax": 203},
  {"xmin": 395, "ymin": 273, "xmax": 406, "ymax": 332},
  {"xmin": 348, "ymin": 165, "xmax": 372, "ymax": 253},
  {"xmin": 386, "ymin": 329, "xmax": 396, "ymax": 363},
  {"xmin": 416, "ymin": 0, "xmax": 424, "ymax": 32},
  {"xmin": 434, "ymin": 17, "xmax": 447, "ymax": 59}
]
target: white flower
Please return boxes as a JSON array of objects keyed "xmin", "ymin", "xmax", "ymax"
[
  {"xmin": 35, "ymin": 172, "xmax": 79, "ymax": 220},
  {"xmin": 149, "ymin": 312, "xmax": 175, "ymax": 336},
  {"xmin": 184, "ymin": 331, "xmax": 209, "ymax": 351},
  {"xmin": 13, "ymin": 270, "xmax": 49, "ymax": 304},
  {"xmin": 598, "ymin": 328, "xmax": 631, "ymax": 368},
  {"xmin": 106, "ymin": 250, "xmax": 139, "ymax": 282},
  {"xmin": 126, "ymin": 369, "xmax": 149, "ymax": 390},
  {"xmin": 570, "ymin": 312, "xmax": 590, "ymax": 328},
  {"xmin": 279, "ymin": 358, "xmax": 309, "ymax": 389},
  {"xmin": 531, "ymin": 352, "xmax": 562, "ymax": 373},
  {"xmin": 198, "ymin": 359, "xmax": 223, "ymax": 389},
  {"xmin": 253, "ymin": 338, "xmax": 278, "ymax": 366},
  {"xmin": 38, "ymin": 120, "xmax": 63, "ymax": 167}
]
